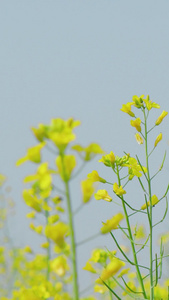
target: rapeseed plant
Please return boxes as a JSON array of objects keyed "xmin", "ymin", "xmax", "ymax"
[
  {"xmin": 1, "ymin": 94, "xmax": 169, "ymax": 299},
  {"xmin": 84, "ymin": 95, "xmax": 169, "ymax": 299}
]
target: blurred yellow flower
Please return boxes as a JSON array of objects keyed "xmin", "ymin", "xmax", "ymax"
[
  {"xmin": 41, "ymin": 242, "xmax": 49, "ymax": 248},
  {"xmin": 24, "ymin": 246, "xmax": 32, "ymax": 253},
  {"xmin": 87, "ymin": 170, "xmax": 106, "ymax": 183},
  {"xmin": 83, "ymin": 261, "xmax": 96, "ymax": 273},
  {"xmin": 133, "ymin": 225, "xmax": 146, "ymax": 240},
  {"xmin": 94, "ymin": 284, "xmax": 107, "ymax": 294},
  {"xmin": 81, "ymin": 178, "xmax": 95, "ymax": 203},
  {"xmin": 16, "ymin": 142, "xmax": 46, "ymax": 166},
  {"xmin": 101, "ymin": 213, "xmax": 124, "ymax": 234},
  {"xmin": 45, "ymin": 222, "xmax": 69, "ymax": 246},
  {"xmin": 90, "ymin": 248, "xmax": 109, "ymax": 264},
  {"xmin": 50, "ymin": 255, "xmax": 69, "ymax": 276},
  {"xmin": 94, "ymin": 189, "xmax": 112, "ymax": 202},
  {"xmin": 32, "ymin": 118, "xmax": 80, "ymax": 151},
  {"xmin": 0, "ymin": 174, "xmax": 6, "ymax": 186},
  {"xmin": 48, "ymin": 214, "xmax": 59, "ymax": 224},
  {"xmin": 23, "ymin": 189, "xmax": 42, "ymax": 212},
  {"xmin": 30, "ymin": 223, "xmax": 43, "ymax": 234},
  {"xmin": 26, "ymin": 211, "xmax": 36, "ymax": 219},
  {"xmin": 99, "ymin": 258, "xmax": 125, "ymax": 281}
]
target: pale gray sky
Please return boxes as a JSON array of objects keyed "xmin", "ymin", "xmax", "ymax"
[{"xmin": 1, "ymin": 0, "xmax": 169, "ymax": 296}]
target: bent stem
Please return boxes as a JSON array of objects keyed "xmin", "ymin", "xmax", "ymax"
[{"xmin": 60, "ymin": 151, "xmax": 79, "ymax": 300}]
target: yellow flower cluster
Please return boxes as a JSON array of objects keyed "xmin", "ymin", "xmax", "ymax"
[
  {"xmin": 121, "ymin": 95, "xmax": 168, "ymax": 140},
  {"xmin": 32, "ymin": 117, "xmax": 81, "ymax": 150}
]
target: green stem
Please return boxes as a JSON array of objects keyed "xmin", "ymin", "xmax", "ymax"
[
  {"xmin": 108, "ymin": 279, "xmax": 113, "ymax": 300},
  {"xmin": 117, "ymin": 167, "xmax": 147, "ymax": 298},
  {"xmin": 60, "ymin": 152, "xmax": 79, "ymax": 300},
  {"xmin": 143, "ymin": 107, "xmax": 154, "ymax": 300},
  {"xmin": 77, "ymin": 232, "xmax": 100, "ymax": 246}
]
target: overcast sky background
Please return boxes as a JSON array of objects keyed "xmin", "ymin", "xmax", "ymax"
[{"xmin": 1, "ymin": 0, "xmax": 169, "ymax": 296}]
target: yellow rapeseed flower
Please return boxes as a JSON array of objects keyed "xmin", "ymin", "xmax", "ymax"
[
  {"xmin": 94, "ymin": 189, "xmax": 112, "ymax": 202},
  {"xmin": 87, "ymin": 170, "xmax": 106, "ymax": 183},
  {"xmin": 32, "ymin": 118, "xmax": 81, "ymax": 151},
  {"xmin": 31, "ymin": 123, "xmax": 46, "ymax": 142},
  {"xmin": 132, "ymin": 95, "xmax": 145, "ymax": 108},
  {"xmin": 83, "ymin": 261, "xmax": 97, "ymax": 273},
  {"xmin": 48, "ymin": 214, "xmax": 59, "ymax": 224},
  {"xmin": 45, "ymin": 222, "xmax": 69, "ymax": 246},
  {"xmin": 81, "ymin": 178, "xmax": 95, "ymax": 203},
  {"xmin": 113, "ymin": 183, "xmax": 126, "ymax": 196},
  {"xmin": 99, "ymin": 258, "xmax": 125, "ymax": 281},
  {"xmin": 23, "ymin": 189, "xmax": 42, "ymax": 212},
  {"xmin": 123, "ymin": 157, "xmax": 147, "ymax": 179},
  {"xmin": 135, "ymin": 133, "xmax": 144, "ymax": 145},
  {"xmin": 90, "ymin": 248, "xmax": 109, "ymax": 263},
  {"xmin": 133, "ymin": 225, "xmax": 146, "ymax": 240},
  {"xmin": 155, "ymin": 110, "xmax": 168, "ymax": 125},
  {"xmin": 99, "ymin": 151, "xmax": 115, "ymax": 167},
  {"xmin": 142, "ymin": 95, "xmax": 160, "ymax": 110},
  {"xmin": 101, "ymin": 213, "xmax": 124, "ymax": 234},
  {"xmin": 120, "ymin": 102, "xmax": 135, "ymax": 117},
  {"xmin": 141, "ymin": 194, "xmax": 159, "ymax": 210},
  {"xmin": 154, "ymin": 133, "xmax": 162, "ymax": 147},
  {"xmin": 50, "ymin": 255, "xmax": 69, "ymax": 276},
  {"xmin": 16, "ymin": 142, "xmax": 46, "ymax": 166},
  {"xmin": 130, "ymin": 118, "xmax": 142, "ymax": 132}
]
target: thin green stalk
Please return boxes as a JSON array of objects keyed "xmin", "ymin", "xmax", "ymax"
[
  {"xmin": 143, "ymin": 108, "xmax": 154, "ymax": 300},
  {"xmin": 117, "ymin": 168, "xmax": 147, "ymax": 298},
  {"xmin": 107, "ymin": 279, "xmax": 113, "ymax": 300},
  {"xmin": 77, "ymin": 232, "xmax": 100, "ymax": 247},
  {"xmin": 60, "ymin": 152, "xmax": 79, "ymax": 300}
]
